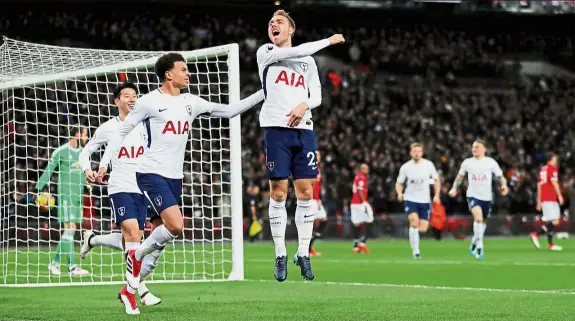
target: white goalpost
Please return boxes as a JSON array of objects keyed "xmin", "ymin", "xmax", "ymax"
[{"xmin": 0, "ymin": 36, "xmax": 244, "ymax": 287}]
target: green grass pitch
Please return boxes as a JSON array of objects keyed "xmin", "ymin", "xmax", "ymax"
[{"xmin": 2, "ymin": 238, "xmax": 575, "ymax": 320}]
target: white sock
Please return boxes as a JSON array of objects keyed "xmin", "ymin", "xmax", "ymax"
[
  {"xmin": 295, "ymin": 199, "xmax": 314, "ymax": 257},
  {"xmin": 477, "ymin": 223, "xmax": 487, "ymax": 250},
  {"xmin": 472, "ymin": 221, "xmax": 481, "ymax": 247},
  {"xmin": 409, "ymin": 227, "xmax": 420, "ymax": 254},
  {"xmin": 125, "ymin": 242, "xmax": 139, "ymax": 253},
  {"xmin": 269, "ymin": 199, "xmax": 287, "ymax": 257},
  {"xmin": 90, "ymin": 233, "xmax": 123, "ymax": 251},
  {"xmin": 140, "ymin": 249, "xmax": 163, "ymax": 279},
  {"xmin": 138, "ymin": 281, "xmax": 150, "ymax": 297},
  {"xmin": 135, "ymin": 225, "xmax": 175, "ymax": 261},
  {"xmin": 127, "ymin": 285, "xmax": 136, "ymax": 294}
]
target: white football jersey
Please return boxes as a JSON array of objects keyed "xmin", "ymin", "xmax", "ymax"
[
  {"xmin": 257, "ymin": 39, "xmax": 329, "ymax": 130},
  {"xmin": 396, "ymin": 158, "xmax": 439, "ymax": 203},
  {"xmin": 100, "ymin": 88, "xmax": 264, "ymax": 179},
  {"xmin": 458, "ymin": 156, "xmax": 503, "ymax": 201},
  {"xmin": 79, "ymin": 117, "xmax": 146, "ymax": 195}
]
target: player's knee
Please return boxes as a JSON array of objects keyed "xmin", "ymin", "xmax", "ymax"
[
  {"xmin": 269, "ymin": 180, "xmax": 288, "ymax": 202},
  {"xmin": 294, "ymin": 180, "xmax": 314, "ymax": 200},
  {"xmin": 419, "ymin": 223, "xmax": 429, "ymax": 233},
  {"xmin": 123, "ymin": 230, "xmax": 140, "ymax": 243}
]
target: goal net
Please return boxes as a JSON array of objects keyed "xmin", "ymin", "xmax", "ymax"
[{"xmin": 0, "ymin": 37, "xmax": 244, "ymax": 286}]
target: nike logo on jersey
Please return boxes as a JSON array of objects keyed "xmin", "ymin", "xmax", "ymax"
[
  {"xmin": 303, "ymin": 214, "xmax": 314, "ymax": 218},
  {"xmin": 159, "ymin": 108, "xmax": 168, "ymax": 112}
]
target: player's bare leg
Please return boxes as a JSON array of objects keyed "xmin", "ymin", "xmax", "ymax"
[
  {"xmin": 269, "ymin": 179, "xmax": 289, "ymax": 282},
  {"xmin": 470, "ymin": 207, "xmax": 486, "ymax": 259},
  {"xmin": 292, "ymin": 178, "xmax": 315, "ymax": 281},
  {"xmin": 408, "ymin": 213, "xmax": 421, "ymax": 258}
]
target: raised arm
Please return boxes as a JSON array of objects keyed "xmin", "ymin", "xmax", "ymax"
[
  {"xmin": 256, "ymin": 34, "xmax": 344, "ymax": 68},
  {"xmin": 194, "ymin": 90, "xmax": 264, "ymax": 119},
  {"xmin": 306, "ymin": 60, "xmax": 322, "ymax": 110}
]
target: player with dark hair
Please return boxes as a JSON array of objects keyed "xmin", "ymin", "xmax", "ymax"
[
  {"xmin": 530, "ymin": 153, "xmax": 564, "ymax": 251},
  {"xmin": 37, "ymin": 125, "xmax": 90, "ymax": 276},
  {"xmin": 98, "ymin": 53, "xmax": 264, "ymax": 314},
  {"xmin": 350, "ymin": 163, "xmax": 373, "ymax": 254},
  {"xmin": 79, "ymin": 82, "xmax": 162, "ymax": 313}
]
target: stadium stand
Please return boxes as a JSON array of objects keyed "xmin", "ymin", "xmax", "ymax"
[{"xmin": 1, "ymin": 3, "xmax": 574, "ymax": 236}]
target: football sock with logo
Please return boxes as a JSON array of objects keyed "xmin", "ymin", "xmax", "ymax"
[
  {"xmin": 295, "ymin": 199, "xmax": 314, "ymax": 257},
  {"xmin": 269, "ymin": 199, "xmax": 287, "ymax": 257}
]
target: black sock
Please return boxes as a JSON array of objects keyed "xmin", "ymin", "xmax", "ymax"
[
  {"xmin": 317, "ymin": 220, "xmax": 328, "ymax": 235},
  {"xmin": 537, "ymin": 225, "xmax": 548, "ymax": 236},
  {"xmin": 352, "ymin": 225, "xmax": 361, "ymax": 247},
  {"xmin": 546, "ymin": 222, "xmax": 555, "ymax": 245},
  {"xmin": 309, "ymin": 221, "xmax": 328, "ymax": 251},
  {"xmin": 360, "ymin": 223, "xmax": 372, "ymax": 244}
]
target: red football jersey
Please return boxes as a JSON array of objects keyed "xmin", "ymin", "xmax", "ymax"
[
  {"xmin": 539, "ymin": 164, "xmax": 559, "ymax": 202},
  {"xmin": 313, "ymin": 169, "xmax": 321, "ymax": 200},
  {"xmin": 351, "ymin": 173, "xmax": 368, "ymax": 204}
]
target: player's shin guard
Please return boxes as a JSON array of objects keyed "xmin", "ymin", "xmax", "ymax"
[
  {"xmin": 295, "ymin": 199, "xmax": 314, "ymax": 257},
  {"xmin": 135, "ymin": 225, "xmax": 175, "ymax": 261},
  {"xmin": 269, "ymin": 199, "xmax": 287, "ymax": 258}
]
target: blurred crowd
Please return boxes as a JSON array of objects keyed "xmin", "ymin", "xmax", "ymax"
[{"xmin": 2, "ymin": 5, "xmax": 575, "ymax": 223}]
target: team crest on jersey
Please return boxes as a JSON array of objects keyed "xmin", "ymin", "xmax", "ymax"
[
  {"xmin": 267, "ymin": 45, "xmax": 274, "ymax": 52},
  {"xmin": 117, "ymin": 207, "xmax": 125, "ymax": 217},
  {"xmin": 267, "ymin": 161, "xmax": 275, "ymax": 171},
  {"xmin": 300, "ymin": 62, "xmax": 308, "ymax": 72},
  {"xmin": 154, "ymin": 196, "xmax": 163, "ymax": 207},
  {"xmin": 186, "ymin": 105, "xmax": 193, "ymax": 116},
  {"xmin": 140, "ymin": 130, "xmax": 148, "ymax": 141}
]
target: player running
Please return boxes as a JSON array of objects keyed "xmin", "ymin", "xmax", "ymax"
[
  {"xmin": 395, "ymin": 143, "xmax": 441, "ymax": 259},
  {"xmin": 449, "ymin": 140, "xmax": 509, "ymax": 260},
  {"xmin": 97, "ymin": 53, "xmax": 264, "ymax": 314},
  {"xmin": 36, "ymin": 125, "xmax": 90, "ymax": 277},
  {"xmin": 257, "ymin": 9, "xmax": 344, "ymax": 282},
  {"xmin": 530, "ymin": 153, "xmax": 563, "ymax": 251},
  {"xmin": 350, "ymin": 164, "xmax": 373, "ymax": 254},
  {"xmin": 78, "ymin": 82, "xmax": 162, "ymax": 314},
  {"xmin": 308, "ymin": 151, "xmax": 327, "ymax": 257}
]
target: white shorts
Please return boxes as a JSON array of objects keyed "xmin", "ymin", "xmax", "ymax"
[
  {"xmin": 542, "ymin": 202, "xmax": 560, "ymax": 221},
  {"xmin": 350, "ymin": 204, "xmax": 374, "ymax": 225},
  {"xmin": 313, "ymin": 200, "xmax": 327, "ymax": 220}
]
